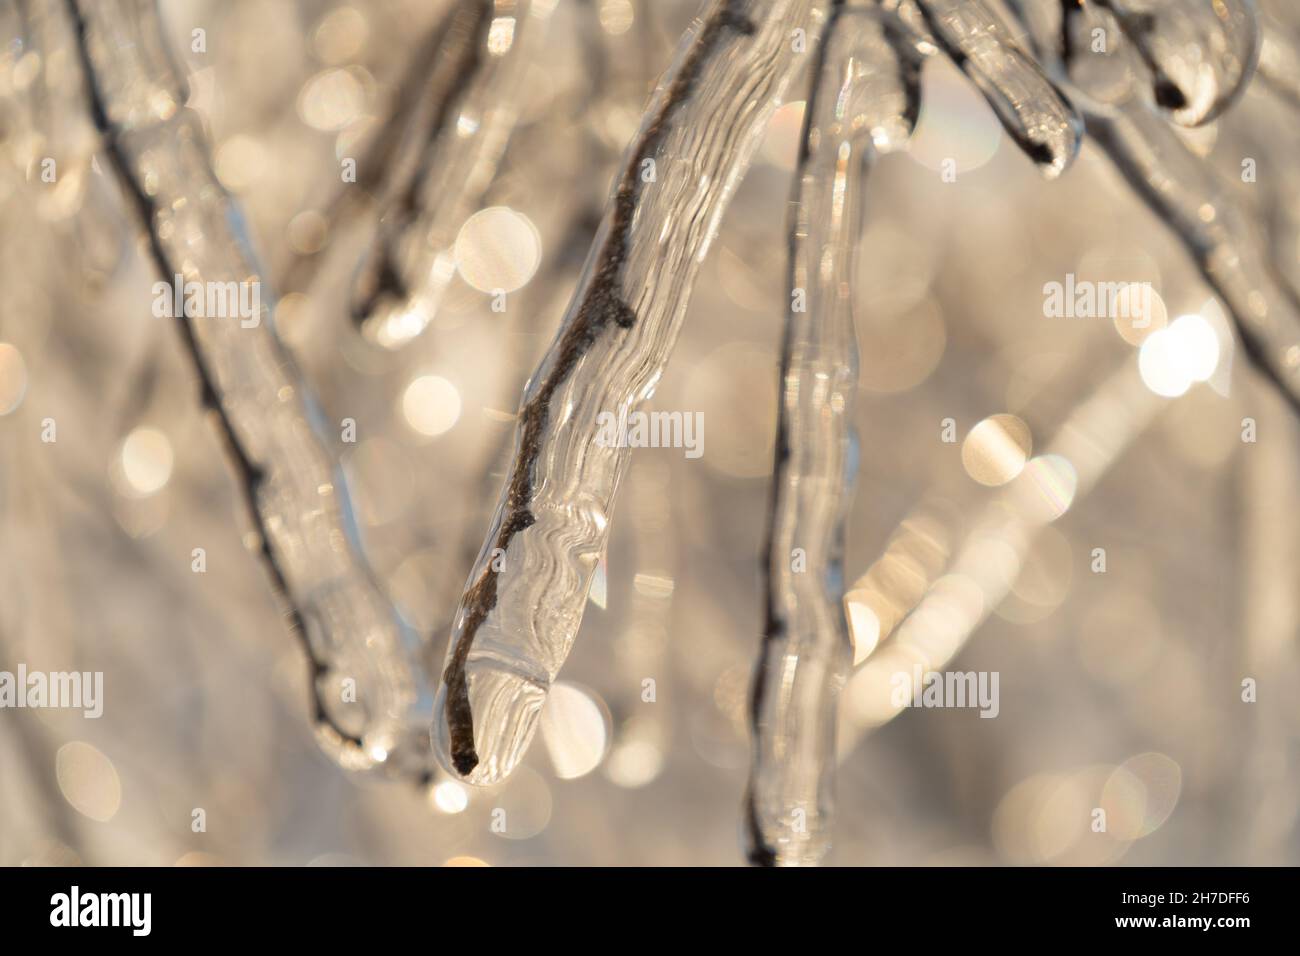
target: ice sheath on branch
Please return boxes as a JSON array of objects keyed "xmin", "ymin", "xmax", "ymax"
[
  {"xmin": 912, "ymin": 0, "xmax": 1083, "ymax": 177},
  {"xmin": 66, "ymin": 0, "xmax": 434, "ymax": 777},
  {"xmin": 1091, "ymin": 0, "xmax": 1259, "ymax": 126},
  {"xmin": 1011, "ymin": 0, "xmax": 1300, "ymax": 413},
  {"xmin": 746, "ymin": 0, "xmax": 920, "ymax": 868},
  {"xmin": 280, "ymin": 1, "xmax": 493, "ymax": 297},
  {"xmin": 351, "ymin": 0, "xmax": 536, "ymax": 349},
  {"xmin": 433, "ymin": 0, "xmax": 834, "ymax": 785},
  {"xmin": 1085, "ymin": 100, "xmax": 1300, "ymax": 413}
]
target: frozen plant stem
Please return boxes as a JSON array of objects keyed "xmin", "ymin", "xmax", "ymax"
[
  {"xmin": 1093, "ymin": 0, "xmax": 1259, "ymax": 126},
  {"xmin": 353, "ymin": 0, "xmax": 535, "ymax": 349},
  {"xmin": 435, "ymin": 0, "xmax": 832, "ymax": 785},
  {"xmin": 746, "ymin": 0, "xmax": 920, "ymax": 867},
  {"xmin": 281, "ymin": 1, "xmax": 491, "ymax": 296},
  {"xmin": 1085, "ymin": 99, "xmax": 1300, "ymax": 413},
  {"xmin": 68, "ymin": 0, "xmax": 433, "ymax": 777},
  {"xmin": 1006, "ymin": 2, "xmax": 1300, "ymax": 412},
  {"xmin": 914, "ymin": 0, "xmax": 1083, "ymax": 176},
  {"xmin": 1012, "ymin": 0, "xmax": 1300, "ymax": 413}
]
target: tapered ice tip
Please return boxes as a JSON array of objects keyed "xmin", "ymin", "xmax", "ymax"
[{"xmin": 433, "ymin": 661, "xmax": 549, "ymax": 786}]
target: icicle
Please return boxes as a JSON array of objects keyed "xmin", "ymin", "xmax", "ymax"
[
  {"xmin": 1094, "ymin": 0, "xmax": 1260, "ymax": 126},
  {"xmin": 352, "ymin": 0, "xmax": 536, "ymax": 349},
  {"xmin": 433, "ymin": 0, "xmax": 835, "ymax": 786},
  {"xmin": 67, "ymin": 0, "xmax": 434, "ymax": 777},
  {"xmin": 912, "ymin": 0, "xmax": 1084, "ymax": 177},
  {"xmin": 745, "ymin": 0, "xmax": 920, "ymax": 868}
]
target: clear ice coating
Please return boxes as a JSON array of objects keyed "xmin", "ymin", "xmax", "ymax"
[
  {"xmin": 432, "ymin": 0, "xmax": 835, "ymax": 786},
  {"xmin": 1008, "ymin": 0, "xmax": 1300, "ymax": 410},
  {"xmin": 69, "ymin": 0, "xmax": 434, "ymax": 775},
  {"xmin": 745, "ymin": 1, "xmax": 920, "ymax": 868},
  {"xmin": 46, "ymin": 0, "xmax": 1300, "ymax": 860},
  {"xmin": 1085, "ymin": 98, "xmax": 1300, "ymax": 410},
  {"xmin": 1095, "ymin": 0, "xmax": 1260, "ymax": 126},
  {"xmin": 351, "ymin": 0, "xmax": 536, "ymax": 349},
  {"xmin": 1052, "ymin": 0, "xmax": 1145, "ymax": 104},
  {"xmin": 912, "ymin": 0, "xmax": 1084, "ymax": 177}
]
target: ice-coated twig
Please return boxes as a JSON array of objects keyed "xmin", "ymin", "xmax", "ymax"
[
  {"xmin": 352, "ymin": 0, "xmax": 536, "ymax": 349},
  {"xmin": 745, "ymin": 0, "xmax": 920, "ymax": 867},
  {"xmin": 1014, "ymin": 0, "xmax": 1130, "ymax": 103},
  {"xmin": 1093, "ymin": 0, "xmax": 1260, "ymax": 126},
  {"xmin": 1084, "ymin": 100, "xmax": 1300, "ymax": 412},
  {"xmin": 342, "ymin": 0, "xmax": 493, "ymax": 322},
  {"xmin": 912, "ymin": 0, "xmax": 1083, "ymax": 177},
  {"xmin": 67, "ymin": 0, "xmax": 434, "ymax": 777},
  {"xmin": 434, "ymin": 0, "xmax": 834, "ymax": 785},
  {"xmin": 279, "ymin": 1, "xmax": 488, "ymax": 295},
  {"xmin": 1007, "ymin": 0, "xmax": 1300, "ymax": 413}
]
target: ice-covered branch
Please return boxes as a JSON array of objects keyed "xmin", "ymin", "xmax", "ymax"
[
  {"xmin": 67, "ymin": 0, "xmax": 434, "ymax": 777},
  {"xmin": 434, "ymin": 0, "xmax": 834, "ymax": 785},
  {"xmin": 912, "ymin": 0, "xmax": 1083, "ymax": 177},
  {"xmin": 279, "ymin": 1, "xmax": 482, "ymax": 295},
  {"xmin": 1085, "ymin": 100, "xmax": 1300, "ymax": 412},
  {"xmin": 1010, "ymin": 0, "xmax": 1300, "ymax": 412},
  {"xmin": 352, "ymin": 0, "xmax": 536, "ymax": 349},
  {"xmin": 1093, "ymin": 0, "xmax": 1259, "ymax": 126},
  {"xmin": 745, "ymin": 0, "xmax": 919, "ymax": 867}
]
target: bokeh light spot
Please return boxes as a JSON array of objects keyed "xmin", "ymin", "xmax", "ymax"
[
  {"xmin": 119, "ymin": 427, "xmax": 174, "ymax": 497},
  {"xmin": 962, "ymin": 413, "xmax": 1032, "ymax": 486},
  {"xmin": 454, "ymin": 207, "xmax": 542, "ymax": 294},
  {"xmin": 401, "ymin": 375, "xmax": 461, "ymax": 437}
]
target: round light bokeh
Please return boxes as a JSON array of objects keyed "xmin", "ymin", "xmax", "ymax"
[
  {"xmin": 1138, "ymin": 313, "xmax": 1221, "ymax": 397},
  {"xmin": 118, "ymin": 427, "xmax": 174, "ymax": 497},
  {"xmin": 454, "ymin": 206, "xmax": 542, "ymax": 294},
  {"xmin": 401, "ymin": 375, "xmax": 461, "ymax": 438},
  {"xmin": 962, "ymin": 413, "xmax": 1032, "ymax": 486}
]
